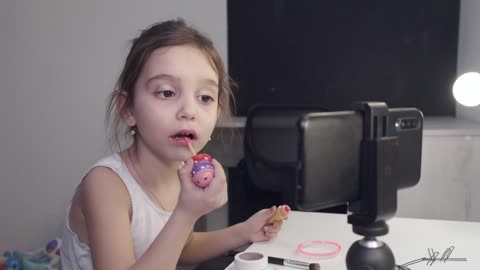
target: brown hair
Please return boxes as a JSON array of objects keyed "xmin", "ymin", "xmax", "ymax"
[{"xmin": 105, "ymin": 18, "xmax": 236, "ymax": 150}]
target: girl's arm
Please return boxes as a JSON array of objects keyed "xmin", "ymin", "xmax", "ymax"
[
  {"xmin": 81, "ymin": 167, "xmax": 197, "ymax": 270},
  {"xmin": 178, "ymin": 207, "xmax": 283, "ymax": 264},
  {"xmin": 82, "ymin": 158, "xmax": 227, "ymax": 270}
]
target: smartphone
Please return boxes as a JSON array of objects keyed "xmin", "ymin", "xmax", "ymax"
[{"xmin": 295, "ymin": 108, "xmax": 423, "ymax": 211}]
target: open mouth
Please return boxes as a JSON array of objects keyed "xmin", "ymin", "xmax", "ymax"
[{"xmin": 170, "ymin": 130, "xmax": 197, "ymax": 143}]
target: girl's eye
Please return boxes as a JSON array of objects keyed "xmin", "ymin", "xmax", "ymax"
[
  {"xmin": 157, "ymin": 90, "xmax": 175, "ymax": 98},
  {"xmin": 199, "ymin": 95, "xmax": 215, "ymax": 103}
]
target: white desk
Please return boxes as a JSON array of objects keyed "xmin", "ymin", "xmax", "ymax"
[{"xmin": 225, "ymin": 211, "xmax": 480, "ymax": 270}]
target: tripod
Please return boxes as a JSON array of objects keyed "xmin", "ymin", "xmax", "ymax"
[
  {"xmin": 346, "ymin": 102, "xmax": 399, "ymax": 270},
  {"xmin": 346, "ymin": 221, "xmax": 395, "ymax": 269}
]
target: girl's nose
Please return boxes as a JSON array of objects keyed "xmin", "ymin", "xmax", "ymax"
[{"xmin": 177, "ymin": 98, "xmax": 196, "ymax": 120}]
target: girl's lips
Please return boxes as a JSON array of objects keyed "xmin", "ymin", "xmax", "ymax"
[
  {"xmin": 169, "ymin": 137, "xmax": 195, "ymax": 145},
  {"xmin": 169, "ymin": 129, "xmax": 198, "ymax": 145}
]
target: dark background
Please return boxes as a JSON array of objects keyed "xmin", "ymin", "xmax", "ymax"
[{"xmin": 228, "ymin": 0, "xmax": 460, "ymax": 116}]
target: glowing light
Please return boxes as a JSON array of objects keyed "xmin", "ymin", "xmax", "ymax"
[{"xmin": 453, "ymin": 72, "xmax": 480, "ymax": 107}]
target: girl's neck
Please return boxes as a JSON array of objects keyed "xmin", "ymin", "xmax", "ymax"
[
  {"xmin": 125, "ymin": 143, "xmax": 180, "ymax": 190},
  {"xmin": 121, "ymin": 143, "xmax": 181, "ymax": 211}
]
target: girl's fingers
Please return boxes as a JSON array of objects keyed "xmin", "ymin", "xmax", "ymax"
[
  {"xmin": 211, "ymin": 158, "xmax": 226, "ymax": 177},
  {"xmin": 262, "ymin": 229, "xmax": 278, "ymax": 239},
  {"xmin": 205, "ymin": 159, "xmax": 227, "ymax": 191},
  {"xmin": 178, "ymin": 159, "xmax": 194, "ymax": 182},
  {"xmin": 264, "ymin": 221, "xmax": 282, "ymax": 233}
]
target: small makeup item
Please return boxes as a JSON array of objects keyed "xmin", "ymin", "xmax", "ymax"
[
  {"xmin": 268, "ymin": 256, "xmax": 320, "ymax": 270},
  {"xmin": 230, "ymin": 251, "xmax": 320, "ymax": 270},
  {"xmin": 234, "ymin": 252, "xmax": 268, "ymax": 270},
  {"xmin": 267, "ymin": 205, "xmax": 291, "ymax": 223},
  {"xmin": 186, "ymin": 140, "xmax": 214, "ymax": 188}
]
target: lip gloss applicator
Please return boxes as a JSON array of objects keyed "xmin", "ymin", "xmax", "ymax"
[
  {"xmin": 186, "ymin": 140, "xmax": 196, "ymax": 157},
  {"xmin": 186, "ymin": 139, "xmax": 214, "ymax": 188}
]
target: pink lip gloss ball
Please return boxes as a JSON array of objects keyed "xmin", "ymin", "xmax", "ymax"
[
  {"xmin": 192, "ymin": 168, "xmax": 214, "ymax": 188},
  {"xmin": 191, "ymin": 154, "xmax": 214, "ymax": 188}
]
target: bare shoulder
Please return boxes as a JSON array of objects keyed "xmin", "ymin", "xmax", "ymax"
[{"xmin": 79, "ymin": 166, "xmax": 131, "ymax": 214}]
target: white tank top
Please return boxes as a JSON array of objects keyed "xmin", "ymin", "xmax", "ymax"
[{"xmin": 60, "ymin": 153, "xmax": 172, "ymax": 270}]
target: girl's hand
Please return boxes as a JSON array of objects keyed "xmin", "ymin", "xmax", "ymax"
[
  {"xmin": 241, "ymin": 206, "xmax": 283, "ymax": 243},
  {"xmin": 176, "ymin": 158, "xmax": 228, "ymax": 219}
]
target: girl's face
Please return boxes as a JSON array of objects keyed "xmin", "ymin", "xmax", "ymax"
[{"xmin": 129, "ymin": 45, "xmax": 220, "ymax": 162}]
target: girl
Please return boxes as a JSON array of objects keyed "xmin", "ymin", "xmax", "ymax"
[{"xmin": 61, "ymin": 19, "xmax": 283, "ymax": 270}]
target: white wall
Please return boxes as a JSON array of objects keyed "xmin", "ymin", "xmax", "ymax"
[
  {"xmin": 0, "ymin": 0, "xmax": 227, "ymax": 251},
  {"xmin": 456, "ymin": 0, "xmax": 480, "ymax": 121},
  {"xmin": 397, "ymin": 123, "xmax": 480, "ymax": 222}
]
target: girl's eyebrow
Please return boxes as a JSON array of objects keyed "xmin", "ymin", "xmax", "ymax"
[
  {"xmin": 146, "ymin": 74, "xmax": 218, "ymax": 88},
  {"xmin": 146, "ymin": 74, "xmax": 178, "ymax": 86},
  {"xmin": 200, "ymin": 78, "xmax": 219, "ymax": 88}
]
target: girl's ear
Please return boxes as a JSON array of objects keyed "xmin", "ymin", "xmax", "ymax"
[{"xmin": 116, "ymin": 90, "xmax": 136, "ymax": 127}]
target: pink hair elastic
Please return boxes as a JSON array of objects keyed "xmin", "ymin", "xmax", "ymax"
[{"xmin": 296, "ymin": 240, "xmax": 342, "ymax": 259}]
